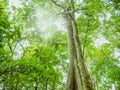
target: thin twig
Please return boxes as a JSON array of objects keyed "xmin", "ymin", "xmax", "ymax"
[
  {"xmin": 19, "ymin": 43, "xmax": 26, "ymax": 58},
  {"xmin": 7, "ymin": 39, "xmax": 13, "ymax": 57},
  {"xmin": 83, "ymin": 16, "xmax": 90, "ymax": 56}
]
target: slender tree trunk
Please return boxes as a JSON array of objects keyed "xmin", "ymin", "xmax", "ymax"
[
  {"xmin": 15, "ymin": 77, "xmax": 19, "ymax": 90},
  {"xmin": 35, "ymin": 86, "xmax": 37, "ymax": 90},
  {"xmin": 34, "ymin": 79, "xmax": 38, "ymax": 90},
  {"xmin": 45, "ymin": 78, "xmax": 49, "ymax": 90}
]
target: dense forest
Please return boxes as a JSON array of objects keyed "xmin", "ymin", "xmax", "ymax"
[{"xmin": 0, "ymin": 0, "xmax": 120, "ymax": 90}]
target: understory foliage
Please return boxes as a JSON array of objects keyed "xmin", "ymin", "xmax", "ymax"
[{"xmin": 0, "ymin": 0, "xmax": 120, "ymax": 90}]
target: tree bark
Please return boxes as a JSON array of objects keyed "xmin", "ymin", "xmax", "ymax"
[
  {"xmin": 51, "ymin": 0, "xmax": 94, "ymax": 90},
  {"xmin": 65, "ymin": 0, "xmax": 83, "ymax": 90},
  {"xmin": 69, "ymin": 0, "xmax": 94, "ymax": 89},
  {"xmin": 71, "ymin": 12, "xmax": 94, "ymax": 90},
  {"xmin": 65, "ymin": 11, "xmax": 78, "ymax": 90},
  {"xmin": 65, "ymin": 0, "xmax": 94, "ymax": 90}
]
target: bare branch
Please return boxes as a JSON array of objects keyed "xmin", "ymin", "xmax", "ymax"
[
  {"xmin": 51, "ymin": 0, "xmax": 65, "ymax": 9},
  {"xmin": 53, "ymin": 7, "xmax": 86, "ymax": 17}
]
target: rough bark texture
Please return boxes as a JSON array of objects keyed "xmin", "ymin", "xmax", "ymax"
[
  {"xmin": 65, "ymin": 0, "xmax": 94, "ymax": 90},
  {"xmin": 65, "ymin": 12, "xmax": 78, "ymax": 90},
  {"xmin": 71, "ymin": 0, "xmax": 94, "ymax": 90},
  {"xmin": 71, "ymin": 12, "xmax": 94, "ymax": 90},
  {"xmin": 65, "ymin": 0, "xmax": 83, "ymax": 90}
]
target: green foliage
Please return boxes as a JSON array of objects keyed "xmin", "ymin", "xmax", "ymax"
[
  {"xmin": 0, "ymin": 44, "xmax": 63, "ymax": 89},
  {"xmin": 0, "ymin": 0, "xmax": 120, "ymax": 90}
]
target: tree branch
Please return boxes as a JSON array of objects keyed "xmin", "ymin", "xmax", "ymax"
[
  {"xmin": 7, "ymin": 39, "xmax": 13, "ymax": 57},
  {"xmin": 53, "ymin": 7, "xmax": 86, "ymax": 18},
  {"xmin": 83, "ymin": 17, "xmax": 90, "ymax": 56},
  {"xmin": 51, "ymin": 0, "xmax": 65, "ymax": 9}
]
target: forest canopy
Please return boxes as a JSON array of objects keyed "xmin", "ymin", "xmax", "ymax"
[{"xmin": 0, "ymin": 0, "xmax": 120, "ymax": 90}]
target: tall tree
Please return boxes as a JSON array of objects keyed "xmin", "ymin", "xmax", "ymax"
[
  {"xmin": 51, "ymin": 0, "xmax": 94, "ymax": 90},
  {"xmin": 65, "ymin": 0, "xmax": 94, "ymax": 90}
]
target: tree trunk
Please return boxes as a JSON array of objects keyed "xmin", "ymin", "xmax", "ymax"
[
  {"xmin": 71, "ymin": 12, "xmax": 94, "ymax": 90},
  {"xmin": 34, "ymin": 79, "xmax": 38, "ymax": 90},
  {"xmin": 65, "ymin": 10, "xmax": 78, "ymax": 90},
  {"xmin": 15, "ymin": 77, "xmax": 19, "ymax": 90},
  {"xmin": 65, "ymin": 0, "xmax": 94, "ymax": 90},
  {"xmin": 69, "ymin": 0, "xmax": 94, "ymax": 89},
  {"xmin": 65, "ymin": 0, "xmax": 83, "ymax": 90}
]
